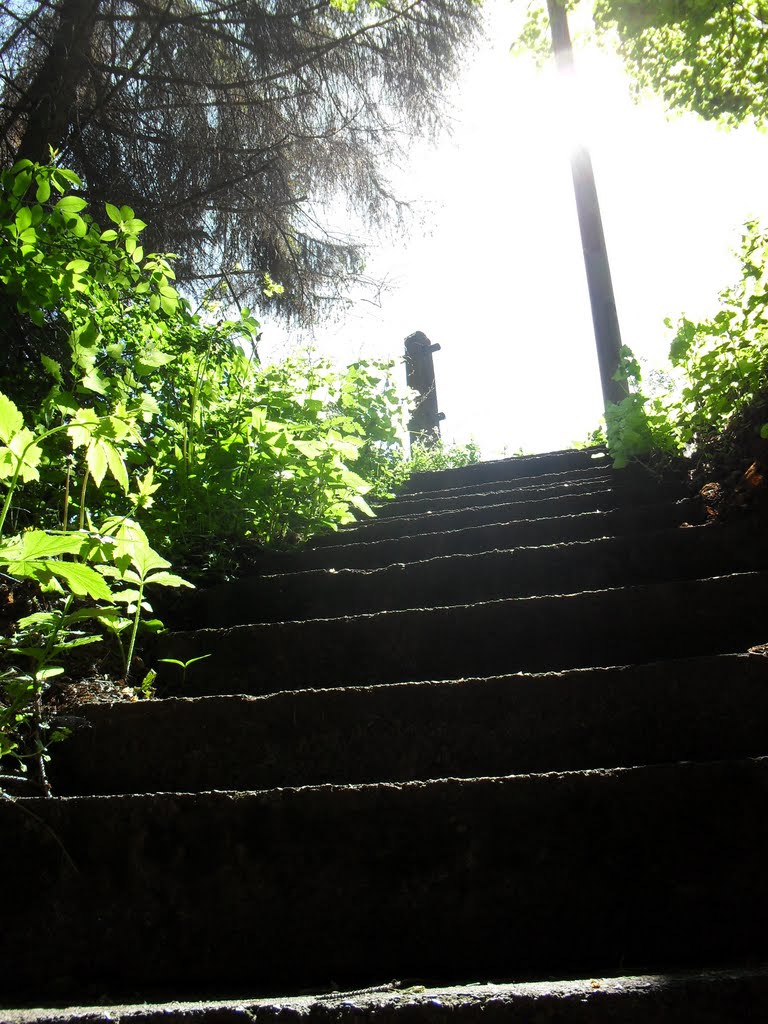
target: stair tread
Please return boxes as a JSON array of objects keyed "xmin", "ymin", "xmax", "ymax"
[
  {"xmin": 157, "ymin": 570, "xmax": 768, "ymax": 694},
  {"xmin": 401, "ymin": 447, "xmax": 611, "ymax": 492},
  {"xmin": 5, "ymin": 756, "xmax": 768, "ymax": 1003},
  {"xmin": 8, "ymin": 966, "xmax": 768, "ymax": 1022},
  {"xmin": 8, "ymin": 446, "xmax": 763, "ymax": 1011},
  {"xmin": 333, "ymin": 489, "xmax": 660, "ymax": 542},
  {"xmin": 198, "ymin": 519, "xmax": 764, "ymax": 625},
  {"xmin": 49, "ymin": 653, "xmax": 768, "ymax": 795},
  {"xmin": 6, "ymin": 966, "xmax": 768, "ymax": 1023},
  {"xmin": 274, "ymin": 501, "xmax": 700, "ymax": 571}
]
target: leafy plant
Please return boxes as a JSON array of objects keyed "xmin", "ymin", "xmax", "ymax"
[
  {"xmin": 0, "ymin": 159, "xmax": 421, "ymax": 786},
  {"xmin": 601, "ymin": 222, "xmax": 768, "ymax": 467},
  {"xmin": 406, "ymin": 438, "xmax": 482, "ymax": 473},
  {"xmin": 94, "ymin": 518, "xmax": 192, "ymax": 680}
]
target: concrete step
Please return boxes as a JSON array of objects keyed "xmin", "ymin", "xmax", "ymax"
[
  {"xmin": 7, "ymin": 968, "xmax": 768, "ymax": 1023},
  {"xmin": 312, "ymin": 486, "xmax": 686, "ymax": 545},
  {"xmin": 400, "ymin": 447, "xmax": 611, "ymax": 492},
  {"xmin": 387, "ymin": 460, "xmax": 615, "ymax": 505},
  {"xmin": 256, "ymin": 500, "xmax": 702, "ymax": 574},
  {"xmin": 372, "ymin": 464, "xmax": 688, "ymax": 521},
  {"xmin": 155, "ymin": 571, "xmax": 768, "ymax": 696},
  {"xmin": 196, "ymin": 519, "xmax": 764, "ymax": 627},
  {"xmin": 48, "ymin": 653, "xmax": 768, "ymax": 796},
  {"xmin": 4, "ymin": 756, "xmax": 768, "ymax": 1004}
]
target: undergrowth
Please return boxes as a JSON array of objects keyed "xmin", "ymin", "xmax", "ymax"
[
  {"xmin": 0, "ymin": 158, "xmax": 415, "ymax": 789},
  {"xmin": 600, "ymin": 221, "xmax": 768, "ymax": 473}
]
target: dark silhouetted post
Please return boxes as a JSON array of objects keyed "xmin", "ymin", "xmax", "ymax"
[
  {"xmin": 546, "ymin": 0, "xmax": 628, "ymax": 408},
  {"xmin": 405, "ymin": 331, "xmax": 445, "ymax": 447}
]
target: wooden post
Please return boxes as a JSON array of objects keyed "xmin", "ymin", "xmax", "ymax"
[
  {"xmin": 404, "ymin": 331, "xmax": 445, "ymax": 448},
  {"xmin": 546, "ymin": 0, "xmax": 628, "ymax": 409}
]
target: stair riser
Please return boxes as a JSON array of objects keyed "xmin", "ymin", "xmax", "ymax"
[
  {"xmin": 374, "ymin": 475, "xmax": 616, "ymax": 519},
  {"xmin": 49, "ymin": 655, "xmax": 768, "ymax": 795},
  {"xmin": 4, "ymin": 758, "xmax": 768, "ymax": 1003},
  {"xmin": 325, "ymin": 487, "xmax": 684, "ymax": 544},
  {"xmin": 282, "ymin": 502, "xmax": 701, "ymax": 572},
  {"xmin": 200, "ymin": 522, "xmax": 765, "ymax": 626},
  {"xmin": 157, "ymin": 573, "xmax": 768, "ymax": 696},
  {"xmin": 391, "ymin": 461, "xmax": 614, "ymax": 505},
  {"xmin": 402, "ymin": 448, "xmax": 610, "ymax": 492},
  {"xmin": 376, "ymin": 469, "xmax": 689, "ymax": 521}
]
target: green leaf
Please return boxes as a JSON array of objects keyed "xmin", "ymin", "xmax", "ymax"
[
  {"xmin": 135, "ymin": 349, "xmax": 175, "ymax": 375},
  {"xmin": 103, "ymin": 518, "xmax": 171, "ymax": 580},
  {"xmin": 104, "ymin": 442, "xmax": 130, "ymax": 493},
  {"xmin": 36, "ymin": 667, "xmax": 65, "ymax": 682},
  {"xmin": 41, "ymin": 355, "xmax": 63, "ymax": 382},
  {"xmin": 66, "ymin": 259, "xmax": 90, "ymax": 274},
  {"xmin": 12, "ymin": 170, "xmax": 33, "ymax": 196},
  {"xmin": 86, "ymin": 441, "xmax": 109, "ymax": 487},
  {"xmin": 144, "ymin": 570, "xmax": 193, "ymax": 589},
  {"xmin": 45, "ymin": 560, "xmax": 114, "ymax": 601},
  {"xmin": 105, "ymin": 203, "xmax": 122, "ymax": 224},
  {"xmin": 35, "ymin": 178, "xmax": 51, "ymax": 203},
  {"xmin": 0, "ymin": 530, "xmax": 86, "ymax": 562},
  {"xmin": 0, "ymin": 427, "xmax": 43, "ymax": 483},
  {"xmin": 0, "ymin": 392, "xmax": 23, "ymax": 444},
  {"xmin": 55, "ymin": 195, "xmax": 88, "ymax": 217}
]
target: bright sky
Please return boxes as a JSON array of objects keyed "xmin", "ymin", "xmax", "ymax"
[{"xmin": 262, "ymin": 0, "xmax": 768, "ymax": 457}]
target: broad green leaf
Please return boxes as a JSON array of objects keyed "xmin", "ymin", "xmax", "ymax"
[
  {"xmin": 104, "ymin": 442, "xmax": 129, "ymax": 493},
  {"xmin": 66, "ymin": 259, "xmax": 90, "ymax": 274},
  {"xmin": 0, "ymin": 530, "xmax": 86, "ymax": 562},
  {"xmin": 348, "ymin": 492, "xmax": 375, "ymax": 517},
  {"xmin": 36, "ymin": 667, "xmax": 65, "ymax": 682},
  {"xmin": 45, "ymin": 560, "xmax": 114, "ymax": 601},
  {"xmin": 41, "ymin": 354, "xmax": 63, "ymax": 382},
  {"xmin": 134, "ymin": 349, "xmax": 175, "ymax": 375},
  {"xmin": 63, "ymin": 605, "xmax": 120, "ymax": 625},
  {"xmin": 0, "ymin": 392, "xmax": 23, "ymax": 444},
  {"xmin": 55, "ymin": 195, "xmax": 87, "ymax": 216},
  {"xmin": 79, "ymin": 370, "xmax": 108, "ymax": 395},
  {"xmin": 105, "ymin": 203, "xmax": 122, "ymax": 224},
  {"xmin": 15, "ymin": 207, "xmax": 32, "ymax": 231},
  {"xmin": 105, "ymin": 518, "xmax": 170, "ymax": 579},
  {"xmin": 0, "ymin": 428, "xmax": 42, "ymax": 482},
  {"xmin": 12, "ymin": 170, "xmax": 32, "ymax": 196},
  {"xmin": 293, "ymin": 439, "xmax": 325, "ymax": 458},
  {"xmin": 86, "ymin": 441, "xmax": 109, "ymax": 487},
  {"xmin": 144, "ymin": 570, "xmax": 193, "ymax": 589},
  {"xmin": 35, "ymin": 178, "xmax": 51, "ymax": 203},
  {"xmin": 67, "ymin": 408, "xmax": 99, "ymax": 449}
]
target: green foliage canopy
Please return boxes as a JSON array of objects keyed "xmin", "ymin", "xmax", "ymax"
[
  {"xmin": 517, "ymin": 1, "xmax": 768, "ymax": 126},
  {"xmin": 593, "ymin": 0, "xmax": 768, "ymax": 124}
]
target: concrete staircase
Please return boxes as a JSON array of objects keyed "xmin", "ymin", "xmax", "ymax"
[{"xmin": 4, "ymin": 446, "xmax": 768, "ymax": 1021}]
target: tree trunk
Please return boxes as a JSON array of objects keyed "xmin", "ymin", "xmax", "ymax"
[
  {"xmin": 14, "ymin": 0, "xmax": 100, "ymax": 163},
  {"xmin": 546, "ymin": 0, "xmax": 628, "ymax": 409}
]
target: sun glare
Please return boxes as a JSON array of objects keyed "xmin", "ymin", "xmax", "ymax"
[{"xmin": 263, "ymin": 0, "xmax": 768, "ymax": 458}]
